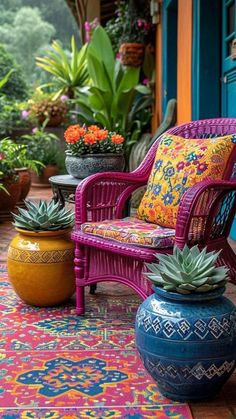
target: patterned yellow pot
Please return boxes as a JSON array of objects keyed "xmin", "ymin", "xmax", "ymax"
[{"xmin": 7, "ymin": 228, "xmax": 75, "ymax": 307}]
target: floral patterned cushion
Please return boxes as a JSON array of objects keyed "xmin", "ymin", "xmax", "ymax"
[
  {"xmin": 137, "ymin": 133, "xmax": 236, "ymax": 228},
  {"xmin": 81, "ymin": 217, "xmax": 175, "ymax": 248}
]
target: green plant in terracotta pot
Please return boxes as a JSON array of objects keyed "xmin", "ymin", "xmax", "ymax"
[
  {"xmin": 0, "ymin": 138, "xmax": 43, "ymax": 204},
  {"xmin": 0, "ymin": 140, "xmax": 20, "ymax": 218},
  {"xmin": 20, "ymin": 122, "xmax": 62, "ymax": 186},
  {"xmin": 8, "ymin": 200, "xmax": 75, "ymax": 307},
  {"xmin": 135, "ymin": 245, "xmax": 236, "ymax": 402}
]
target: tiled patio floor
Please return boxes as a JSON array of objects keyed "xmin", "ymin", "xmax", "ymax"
[{"xmin": 0, "ymin": 185, "xmax": 236, "ymax": 418}]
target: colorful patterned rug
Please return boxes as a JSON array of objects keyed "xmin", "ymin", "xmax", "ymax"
[{"xmin": 0, "ymin": 265, "xmax": 192, "ymax": 419}]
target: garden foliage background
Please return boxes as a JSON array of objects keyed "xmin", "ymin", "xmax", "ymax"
[{"xmin": 0, "ymin": 0, "xmax": 80, "ymax": 84}]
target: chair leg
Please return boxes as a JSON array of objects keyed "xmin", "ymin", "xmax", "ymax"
[
  {"xmin": 74, "ymin": 244, "xmax": 86, "ymax": 315},
  {"xmin": 76, "ymin": 286, "xmax": 85, "ymax": 315}
]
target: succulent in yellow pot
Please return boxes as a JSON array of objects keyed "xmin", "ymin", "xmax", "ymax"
[{"xmin": 7, "ymin": 200, "xmax": 75, "ymax": 307}]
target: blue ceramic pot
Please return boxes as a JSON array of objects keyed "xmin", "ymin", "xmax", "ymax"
[
  {"xmin": 135, "ymin": 286, "xmax": 236, "ymax": 401},
  {"xmin": 65, "ymin": 152, "xmax": 125, "ymax": 179}
]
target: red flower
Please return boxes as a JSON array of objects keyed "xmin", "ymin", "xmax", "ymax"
[
  {"xmin": 88, "ymin": 125, "xmax": 100, "ymax": 132},
  {"xmin": 64, "ymin": 125, "xmax": 86, "ymax": 144},
  {"xmin": 111, "ymin": 134, "xmax": 124, "ymax": 145},
  {"xmin": 84, "ymin": 133, "xmax": 97, "ymax": 145},
  {"xmin": 96, "ymin": 129, "xmax": 108, "ymax": 141},
  {"xmin": 0, "ymin": 153, "xmax": 5, "ymax": 161}
]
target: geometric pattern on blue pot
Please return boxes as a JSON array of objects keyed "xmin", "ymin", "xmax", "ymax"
[
  {"xmin": 136, "ymin": 307, "xmax": 235, "ymax": 340},
  {"xmin": 142, "ymin": 356, "xmax": 235, "ymax": 381}
]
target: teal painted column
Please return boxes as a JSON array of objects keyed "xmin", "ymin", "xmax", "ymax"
[{"xmin": 192, "ymin": 0, "xmax": 221, "ymax": 119}]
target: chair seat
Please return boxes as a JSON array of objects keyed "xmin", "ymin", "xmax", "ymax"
[{"xmin": 81, "ymin": 217, "xmax": 175, "ymax": 248}]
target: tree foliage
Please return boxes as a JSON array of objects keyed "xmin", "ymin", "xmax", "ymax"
[
  {"xmin": 0, "ymin": 0, "xmax": 81, "ymax": 85},
  {"xmin": 0, "ymin": 7, "xmax": 56, "ymax": 82},
  {"xmin": 0, "ymin": 44, "xmax": 28, "ymax": 100}
]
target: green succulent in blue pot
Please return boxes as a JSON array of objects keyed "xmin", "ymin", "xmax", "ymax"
[{"xmin": 135, "ymin": 245, "xmax": 236, "ymax": 401}]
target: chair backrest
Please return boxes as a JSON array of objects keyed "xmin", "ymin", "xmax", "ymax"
[{"xmin": 135, "ymin": 118, "xmax": 236, "ymax": 179}]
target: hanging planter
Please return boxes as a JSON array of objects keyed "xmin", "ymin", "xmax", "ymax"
[{"xmin": 119, "ymin": 43, "xmax": 145, "ymax": 67}]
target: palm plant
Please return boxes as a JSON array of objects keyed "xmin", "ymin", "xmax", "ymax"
[{"xmin": 36, "ymin": 36, "xmax": 89, "ymax": 98}]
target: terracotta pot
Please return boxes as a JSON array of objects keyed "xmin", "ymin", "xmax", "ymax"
[
  {"xmin": 0, "ymin": 177, "xmax": 21, "ymax": 220},
  {"xmin": 30, "ymin": 165, "xmax": 59, "ymax": 187},
  {"xmin": 119, "ymin": 43, "xmax": 145, "ymax": 67},
  {"xmin": 7, "ymin": 228, "xmax": 75, "ymax": 306},
  {"xmin": 15, "ymin": 168, "xmax": 31, "ymax": 205}
]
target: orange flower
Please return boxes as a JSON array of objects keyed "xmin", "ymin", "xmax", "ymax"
[
  {"xmin": 84, "ymin": 133, "xmax": 97, "ymax": 145},
  {"xmin": 88, "ymin": 125, "xmax": 100, "ymax": 132},
  {"xmin": 96, "ymin": 129, "xmax": 108, "ymax": 141},
  {"xmin": 111, "ymin": 134, "xmax": 124, "ymax": 145},
  {"xmin": 64, "ymin": 125, "xmax": 86, "ymax": 144}
]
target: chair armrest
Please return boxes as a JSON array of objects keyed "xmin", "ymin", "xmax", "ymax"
[
  {"xmin": 175, "ymin": 180, "xmax": 236, "ymax": 248},
  {"xmin": 75, "ymin": 171, "xmax": 148, "ymax": 225}
]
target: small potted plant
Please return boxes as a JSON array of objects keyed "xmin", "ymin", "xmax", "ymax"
[
  {"xmin": 20, "ymin": 124, "xmax": 62, "ymax": 186},
  {"xmin": 28, "ymin": 94, "xmax": 68, "ymax": 127},
  {"xmin": 0, "ymin": 143, "xmax": 20, "ymax": 218},
  {"xmin": 7, "ymin": 200, "xmax": 75, "ymax": 307},
  {"xmin": 0, "ymin": 138, "xmax": 43, "ymax": 204},
  {"xmin": 135, "ymin": 245, "xmax": 236, "ymax": 401},
  {"xmin": 118, "ymin": 3, "xmax": 153, "ymax": 67},
  {"xmin": 64, "ymin": 124, "xmax": 125, "ymax": 178}
]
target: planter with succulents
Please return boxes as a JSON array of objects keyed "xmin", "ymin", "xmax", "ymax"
[
  {"xmin": 7, "ymin": 200, "xmax": 75, "ymax": 307},
  {"xmin": 135, "ymin": 245, "xmax": 236, "ymax": 402}
]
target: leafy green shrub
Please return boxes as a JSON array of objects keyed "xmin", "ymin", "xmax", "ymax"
[
  {"xmin": 20, "ymin": 124, "xmax": 62, "ymax": 174},
  {"xmin": 0, "ymin": 44, "xmax": 28, "ymax": 100},
  {"xmin": 0, "ymin": 97, "xmax": 31, "ymax": 136}
]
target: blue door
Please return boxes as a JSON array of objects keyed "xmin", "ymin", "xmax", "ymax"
[
  {"xmin": 222, "ymin": 0, "xmax": 236, "ymax": 239},
  {"xmin": 162, "ymin": 0, "xmax": 177, "ymax": 116},
  {"xmin": 222, "ymin": 0, "xmax": 236, "ymax": 117}
]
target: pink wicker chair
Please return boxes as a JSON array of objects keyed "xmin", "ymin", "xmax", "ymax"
[{"xmin": 71, "ymin": 118, "xmax": 236, "ymax": 315}]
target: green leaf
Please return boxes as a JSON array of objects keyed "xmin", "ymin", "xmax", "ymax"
[
  {"xmin": 89, "ymin": 26, "xmax": 115, "ymax": 87},
  {"xmin": 135, "ymin": 84, "xmax": 151, "ymax": 95}
]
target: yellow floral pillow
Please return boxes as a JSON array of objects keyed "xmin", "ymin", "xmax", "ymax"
[{"xmin": 137, "ymin": 133, "xmax": 236, "ymax": 228}]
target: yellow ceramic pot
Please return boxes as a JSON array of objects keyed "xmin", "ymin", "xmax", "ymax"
[{"xmin": 7, "ymin": 228, "xmax": 75, "ymax": 307}]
